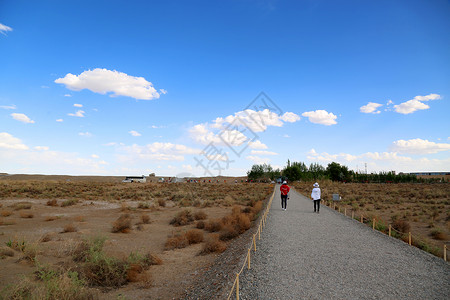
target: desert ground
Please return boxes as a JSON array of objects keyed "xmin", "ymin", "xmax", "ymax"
[
  {"xmin": 294, "ymin": 181, "xmax": 450, "ymax": 257},
  {"xmin": 0, "ymin": 176, "xmax": 272, "ymax": 299}
]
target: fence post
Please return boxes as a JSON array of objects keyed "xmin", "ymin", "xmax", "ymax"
[
  {"xmin": 373, "ymin": 218, "xmax": 376, "ymax": 230},
  {"xmin": 389, "ymin": 225, "xmax": 391, "ymax": 237},
  {"xmin": 338, "ymin": 206, "xmax": 341, "ymax": 213},
  {"xmin": 236, "ymin": 273, "xmax": 239, "ymax": 300},
  {"xmin": 344, "ymin": 208, "xmax": 347, "ymax": 216},
  {"xmin": 409, "ymin": 232, "xmax": 412, "ymax": 245},
  {"xmin": 444, "ymin": 245, "xmax": 447, "ymax": 262},
  {"xmin": 258, "ymin": 223, "xmax": 261, "ymax": 240},
  {"xmin": 360, "ymin": 215, "xmax": 363, "ymax": 223},
  {"xmin": 352, "ymin": 211, "xmax": 354, "ymax": 219},
  {"xmin": 248, "ymin": 249, "xmax": 251, "ymax": 269},
  {"xmin": 253, "ymin": 234, "xmax": 256, "ymax": 252}
]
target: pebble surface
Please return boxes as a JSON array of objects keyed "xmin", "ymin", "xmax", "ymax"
[{"xmin": 238, "ymin": 186, "xmax": 450, "ymax": 300}]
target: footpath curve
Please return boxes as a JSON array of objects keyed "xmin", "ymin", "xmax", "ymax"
[{"xmin": 238, "ymin": 185, "xmax": 450, "ymax": 299}]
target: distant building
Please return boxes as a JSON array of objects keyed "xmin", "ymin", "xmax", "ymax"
[
  {"xmin": 409, "ymin": 172, "xmax": 450, "ymax": 181},
  {"xmin": 122, "ymin": 175, "xmax": 146, "ymax": 183}
]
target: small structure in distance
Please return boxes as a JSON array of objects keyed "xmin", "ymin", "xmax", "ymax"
[{"xmin": 122, "ymin": 175, "xmax": 146, "ymax": 183}]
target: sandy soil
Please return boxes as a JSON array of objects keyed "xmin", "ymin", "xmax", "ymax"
[{"xmin": 0, "ymin": 198, "xmax": 234, "ymax": 299}]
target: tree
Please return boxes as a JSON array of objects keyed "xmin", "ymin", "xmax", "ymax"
[
  {"xmin": 283, "ymin": 165, "xmax": 301, "ymax": 181},
  {"xmin": 247, "ymin": 164, "xmax": 265, "ymax": 181}
]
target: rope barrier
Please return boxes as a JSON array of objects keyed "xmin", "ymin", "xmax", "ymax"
[
  {"xmin": 323, "ymin": 199, "xmax": 448, "ymax": 262},
  {"xmin": 226, "ymin": 188, "xmax": 275, "ymax": 300}
]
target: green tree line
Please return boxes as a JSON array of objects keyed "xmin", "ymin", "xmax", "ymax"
[{"xmin": 247, "ymin": 160, "xmax": 445, "ymax": 183}]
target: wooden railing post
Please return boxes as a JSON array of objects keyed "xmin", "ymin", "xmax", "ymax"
[
  {"xmin": 236, "ymin": 273, "xmax": 239, "ymax": 300},
  {"xmin": 389, "ymin": 225, "xmax": 391, "ymax": 237},
  {"xmin": 248, "ymin": 249, "xmax": 251, "ymax": 269},
  {"xmin": 344, "ymin": 208, "xmax": 347, "ymax": 216},
  {"xmin": 444, "ymin": 245, "xmax": 447, "ymax": 262},
  {"xmin": 409, "ymin": 232, "xmax": 412, "ymax": 245},
  {"xmin": 373, "ymin": 218, "xmax": 376, "ymax": 230}
]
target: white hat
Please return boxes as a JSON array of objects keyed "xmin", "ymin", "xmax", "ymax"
[
  {"xmin": 283, "ymin": 181, "xmax": 287, "ymax": 184},
  {"xmin": 313, "ymin": 182, "xmax": 319, "ymax": 187}
]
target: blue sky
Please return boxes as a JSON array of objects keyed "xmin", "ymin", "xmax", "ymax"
[{"xmin": 1, "ymin": 0, "xmax": 449, "ymax": 176}]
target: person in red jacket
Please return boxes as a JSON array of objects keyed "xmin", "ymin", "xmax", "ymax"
[{"xmin": 280, "ymin": 181, "xmax": 290, "ymax": 211}]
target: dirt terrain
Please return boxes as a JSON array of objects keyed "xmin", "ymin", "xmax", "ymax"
[{"xmin": 0, "ymin": 178, "xmax": 272, "ymax": 299}]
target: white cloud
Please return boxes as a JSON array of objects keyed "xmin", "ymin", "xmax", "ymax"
[
  {"xmin": 91, "ymin": 154, "xmax": 100, "ymax": 159},
  {"xmin": 159, "ymin": 89, "xmax": 168, "ymax": 95},
  {"xmin": 190, "ymin": 109, "xmax": 300, "ymax": 147},
  {"xmin": 394, "ymin": 93, "xmax": 441, "ymax": 114},
  {"xmin": 11, "ymin": 113, "xmax": 35, "ymax": 124},
  {"xmin": 0, "ymin": 132, "xmax": 28, "ymax": 150},
  {"xmin": 129, "ymin": 130, "xmax": 142, "ymax": 137},
  {"xmin": 390, "ymin": 138, "xmax": 450, "ymax": 154},
  {"xmin": 280, "ymin": 112, "xmax": 301, "ymax": 122},
  {"xmin": 282, "ymin": 134, "xmax": 290, "ymax": 138},
  {"xmin": 34, "ymin": 146, "xmax": 49, "ymax": 151},
  {"xmin": 248, "ymin": 140, "xmax": 268, "ymax": 149},
  {"xmin": 64, "ymin": 94, "xmax": 72, "ymax": 97},
  {"xmin": 306, "ymin": 147, "xmax": 450, "ymax": 173},
  {"xmin": 250, "ymin": 150, "xmax": 278, "ymax": 155},
  {"xmin": 78, "ymin": 132, "xmax": 92, "ymax": 137},
  {"xmin": 0, "ymin": 23, "xmax": 13, "ymax": 35},
  {"xmin": 246, "ymin": 155, "xmax": 270, "ymax": 164},
  {"xmin": 68, "ymin": 110, "xmax": 85, "ymax": 117},
  {"xmin": 360, "ymin": 102, "xmax": 383, "ymax": 114},
  {"xmin": 0, "ymin": 105, "xmax": 16, "ymax": 110},
  {"xmin": 74, "ymin": 103, "xmax": 83, "ymax": 107},
  {"xmin": 118, "ymin": 142, "xmax": 200, "ymax": 162},
  {"xmin": 56, "ymin": 119, "xmax": 64, "ymax": 122},
  {"xmin": 212, "ymin": 109, "xmax": 300, "ymax": 133},
  {"xmin": 302, "ymin": 110, "xmax": 337, "ymax": 125},
  {"xmin": 55, "ymin": 68, "xmax": 162, "ymax": 100}
]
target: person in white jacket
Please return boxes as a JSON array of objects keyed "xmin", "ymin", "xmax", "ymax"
[{"xmin": 311, "ymin": 182, "xmax": 321, "ymax": 213}]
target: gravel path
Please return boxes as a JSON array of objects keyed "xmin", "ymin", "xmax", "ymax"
[{"xmin": 238, "ymin": 185, "xmax": 450, "ymax": 300}]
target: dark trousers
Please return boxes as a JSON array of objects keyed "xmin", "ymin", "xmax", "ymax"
[
  {"xmin": 314, "ymin": 199, "xmax": 320, "ymax": 212},
  {"xmin": 281, "ymin": 194, "xmax": 287, "ymax": 209}
]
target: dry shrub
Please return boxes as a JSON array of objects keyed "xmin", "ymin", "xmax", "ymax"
[
  {"xmin": 13, "ymin": 202, "xmax": 32, "ymax": 210},
  {"xmin": 20, "ymin": 211, "xmax": 34, "ymax": 218},
  {"xmin": 186, "ymin": 229, "xmax": 204, "ymax": 244},
  {"xmin": 74, "ymin": 215, "xmax": 85, "ymax": 222},
  {"xmin": 392, "ymin": 219, "xmax": 411, "ymax": 233},
  {"xmin": 39, "ymin": 233, "xmax": 53, "ymax": 243},
  {"xmin": 164, "ymin": 233, "xmax": 188, "ymax": 250},
  {"xmin": 1, "ymin": 210, "xmax": 13, "ymax": 217},
  {"xmin": 45, "ymin": 216, "xmax": 58, "ymax": 222},
  {"xmin": 200, "ymin": 234, "xmax": 227, "ymax": 255},
  {"xmin": 0, "ymin": 246, "xmax": 14, "ymax": 258},
  {"xmin": 430, "ymin": 228, "xmax": 447, "ymax": 240},
  {"xmin": 120, "ymin": 202, "xmax": 130, "ymax": 211},
  {"xmin": 61, "ymin": 199, "xmax": 77, "ymax": 207},
  {"xmin": 63, "ymin": 223, "xmax": 78, "ymax": 233},
  {"xmin": 146, "ymin": 253, "xmax": 163, "ymax": 265},
  {"xmin": 141, "ymin": 214, "xmax": 151, "ymax": 224},
  {"xmin": 46, "ymin": 199, "xmax": 58, "ymax": 206},
  {"xmin": 1, "ymin": 271, "xmax": 98, "ymax": 300},
  {"xmin": 196, "ymin": 220, "xmax": 205, "ymax": 229},
  {"xmin": 252, "ymin": 201, "xmax": 263, "ymax": 214},
  {"xmin": 158, "ymin": 198, "xmax": 166, "ymax": 207},
  {"xmin": 112, "ymin": 214, "xmax": 132, "ymax": 233},
  {"xmin": 170, "ymin": 209, "xmax": 194, "ymax": 226},
  {"xmin": 219, "ymin": 224, "xmax": 239, "ymax": 241},
  {"xmin": 138, "ymin": 202, "xmax": 150, "ymax": 209},
  {"xmin": 194, "ymin": 210, "xmax": 207, "ymax": 220},
  {"xmin": 205, "ymin": 219, "xmax": 223, "ymax": 232}
]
